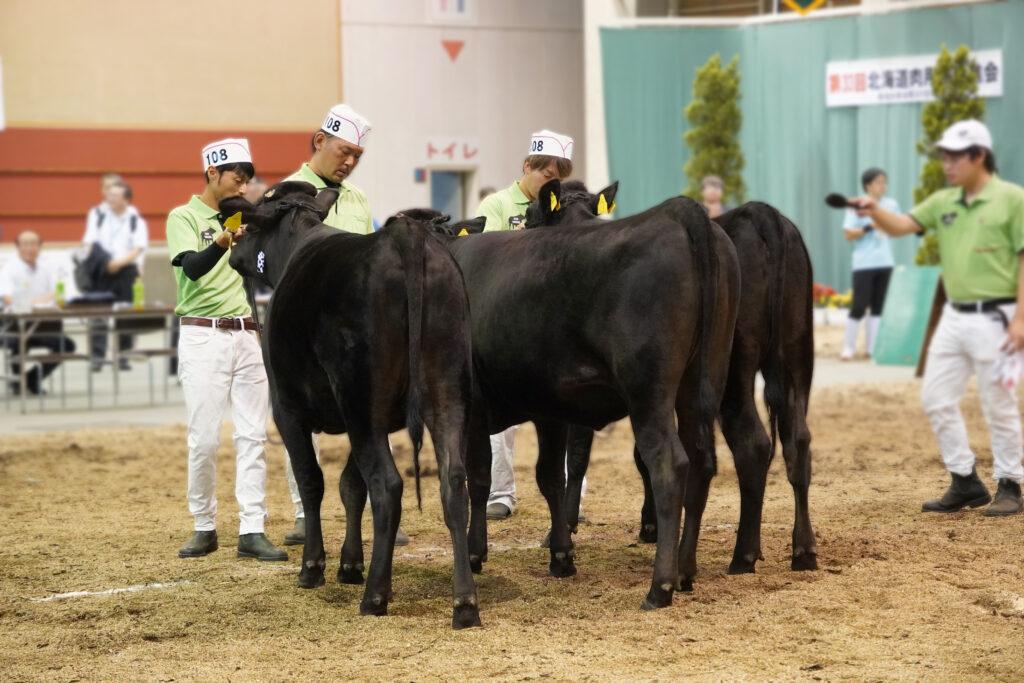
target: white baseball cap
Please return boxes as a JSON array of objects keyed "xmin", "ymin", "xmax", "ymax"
[
  {"xmin": 321, "ymin": 104, "xmax": 371, "ymax": 146},
  {"xmin": 528, "ymin": 129, "xmax": 573, "ymax": 160},
  {"xmin": 201, "ymin": 138, "xmax": 252, "ymax": 171},
  {"xmin": 935, "ymin": 119, "xmax": 992, "ymax": 152}
]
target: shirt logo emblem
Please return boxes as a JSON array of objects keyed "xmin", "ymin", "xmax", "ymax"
[
  {"xmin": 508, "ymin": 215, "xmax": 526, "ymax": 229},
  {"xmin": 940, "ymin": 212, "xmax": 957, "ymax": 226},
  {"xmin": 200, "ymin": 228, "xmax": 216, "ymax": 245}
]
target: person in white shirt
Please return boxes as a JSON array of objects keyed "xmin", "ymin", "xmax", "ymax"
[
  {"xmin": 81, "ymin": 181, "xmax": 149, "ymax": 370},
  {"xmin": 0, "ymin": 231, "xmax": 76, "ymax": 395}
]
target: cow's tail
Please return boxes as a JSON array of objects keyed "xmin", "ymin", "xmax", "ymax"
[
  {"xmin": 753, "ymin": 203, "xmax": 788, "ymax": 465},
  {"xmin": 396, "ymin": 219, "xmax": 426, "ymax": 511},
  {"xmin": 683, "ymin": 205, "xmax": 720, "ymax": 472}
]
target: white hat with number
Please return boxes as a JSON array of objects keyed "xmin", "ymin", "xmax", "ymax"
[
  {"xmin": 528, "ymin": 129, "xmax": 573, "ymax": 160},
  {"xmin": 321, "ymin": 104, "xmax": 372, "ymax": 146},
  {"xmin": 935, "ymin": 119, "xmax": 992, "ymax": 152},
  {"xmin": 201, "ymin": 138, "xmax": 252, "ymax": 171}
]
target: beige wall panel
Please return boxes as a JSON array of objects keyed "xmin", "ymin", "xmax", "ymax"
[
  {"xmin": 0, "ymin": 0, "xmax": 341, "ymax": 129},
  {"xmin": 340, "ymin": 0, "xmax": 584, "ymax": 221}
]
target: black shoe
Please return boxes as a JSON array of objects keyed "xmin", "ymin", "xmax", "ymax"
[
  {"xmin": 983, "ymin": 479, "xmax": 1023, "ymax": 517},
  {"xmin": 922, "ymin": 469, "xmax": 992, "ymax": 513},
  {"xmin": 90, "ymin": 360, "xmax": 104, "ymax": 373},
  {"xmin": 486, "ymin": 503, "xmax": 512, "ymax": 520},
  {"xmin": 238, "ymin": 533, "xmax": 288, "ymax": 561},
  {"xmin": 283, "ymin": 518, "xmax": 305, "ymax": 546},
  {"xmin": 395, "ymin": 528, "xmax": 409, "ymax": 546},
  {"xmin": 8, "ymin": 381, "xmax": 20, "ymax": 396},
  {"xmin": 118, "ymin": 359, "xmax": 132, "ymax": 371},
  {"xmin": 178, "ymin": 530, "xmax": 218, "ymax": 558}
]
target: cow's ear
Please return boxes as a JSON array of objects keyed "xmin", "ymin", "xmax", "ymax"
[
  {"xmin": 313, "ymin": 188, "xmax": 340, "ymax": 220},
  {"xmin": 592, "ymin": 181, "xmax": 619, "ymax": 216},
  {"xmin": 219, "ymin": 196, "xmax": 273, "ymax": 230},
  {"xmin": 537, "ymin": 178, "xmax": 562, "ymax": 222},
  {"xmin": 450, "ymin": 217, "xmax": 486, "ymax": 236}
]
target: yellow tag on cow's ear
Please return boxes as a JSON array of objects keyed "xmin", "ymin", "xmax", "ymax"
[
  {"xmin": 609, "ymin": 202, "xmax": 616, "ymax": 213},
  {"xmin": 458, "ymin": 228, "xmax": 468, "ymax": 237},
  {"xmin": 549, "ymin": 192, "xmax": 558, "ymax": 212},
  {"xmin": 223, "ymin": 211, "xmax": 243, "ymax": 232},
  {"xmin": 597, "ymin": 194, "xmax": 609, "ymax": 215}
]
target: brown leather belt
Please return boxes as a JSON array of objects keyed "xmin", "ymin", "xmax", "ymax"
[{"xmin": 180, "ymin": 316, "xmax": 258, "ymax": 331}]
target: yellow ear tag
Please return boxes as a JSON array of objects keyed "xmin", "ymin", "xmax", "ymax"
[
  {"xmin": 223, "ymin": 211, "xmax": 243, "ymax": 233},
  {"xmin": 550, "ymin": 192, "xmax": 559, "ymax": 212},
  {"xmin": 597, "ymin": 194, "xmax": 609, "ymax": 215},
  {"xmin": 458, "ymin": 228, "xmax": 469, "ymax": 237},
  {"xmin": 609, "ymin": 202, "xmax": 616, "ymax": 213}
]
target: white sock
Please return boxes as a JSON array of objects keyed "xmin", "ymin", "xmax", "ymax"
[
  {"xmin": 865, "ymin": 316, "xmax": 882, "ymax": 356},
  {"xmin": 842, "ymin": 317, "xmax": 861, "ymax": 357}
]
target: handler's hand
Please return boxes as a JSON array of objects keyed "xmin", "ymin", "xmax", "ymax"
[
  {"xmin": 105, "ymin": 260, "xmax": 122, "ymax": 274},
  {"xmin": 1001, "ymin": 315, "xmax": 1024, "ymax": 353},
  {"xmin": 852, "ymin": 196, "xmax": 876, "ymax": 217},
  {"xmin": 216, "ymin": 228, "xmax": 242, "ymax": 248}
]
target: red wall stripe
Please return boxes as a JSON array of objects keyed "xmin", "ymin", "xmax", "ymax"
[{"xmin": 0, "ymin": 127, "xmax": 315, "ymax": 243}]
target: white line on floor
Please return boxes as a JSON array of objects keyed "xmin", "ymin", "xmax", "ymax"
[{"xmin": 29, "ymin": 580, "xmax": 191, "ymax": 602}]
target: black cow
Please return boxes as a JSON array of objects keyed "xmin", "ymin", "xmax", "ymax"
[
  {"xmin": 221, "ymin": 181, "xmax": 481, "ymax": 629},
  {"xmin": 422, "ymin": 187, "xmax": 740, "ymax": 610},
  {"xmin": 527, "ymin": 181, "xmax": 817, "ymax": 588}
]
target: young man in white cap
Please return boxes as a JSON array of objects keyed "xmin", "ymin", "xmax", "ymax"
[
  {"xmin": 284, "ymin": 103, "xmax": 374, "ymax": 234},
  {"xmin": 168, "ymin": 138, "xmax": 288, "ymax": 561},
  {"xmin": 855, "ymin": 119, "xmax": 1024, "ymax": 516},
  {"xmin": 474, "ymin": 129, "xmax": 577, "ymax": 521}
]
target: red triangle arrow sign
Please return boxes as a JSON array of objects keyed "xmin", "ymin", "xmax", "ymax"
[{"xmin": 442, "ymin": 40, "xmax": 464, "ymax": 62}]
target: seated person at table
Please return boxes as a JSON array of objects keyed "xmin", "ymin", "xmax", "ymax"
[{"xmin": 0, "ymin": 231, "xmax": 76, "ymax": 395}]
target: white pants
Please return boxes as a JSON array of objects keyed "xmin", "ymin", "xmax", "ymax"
[
  {"xmin": 178, "ymin": 325, "xmax": 270, "ymax": 534},
  {"xmin": 921, "ymin": 304, "xmax": 1024, "ymax": 484},
  {"xmin": 487, "ymin": 426, "xmax": 588, "ymax": 514},
  {"xmin": 286, "ymin": 433, "xmax": 321, "ymax": 519}
]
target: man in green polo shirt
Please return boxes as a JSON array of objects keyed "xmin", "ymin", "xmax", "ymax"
[
  {"xmin": 856, "ymin": 119, "xmax": 1024, "ymax": 516},
  {"xmin": 284, "ymin": 103, "xmax": 374, "ymax": 234},
  {"xmin": 168, "ymin": 138, "xmax": 288, "ymax": 561},
  {"xmin": 475, "ymin": 129, "xmax": 579, "ymax": 522}
]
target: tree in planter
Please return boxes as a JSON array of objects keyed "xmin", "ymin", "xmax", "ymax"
[
  {"xmin": 682, "ymin": 54, "xmax": 746, "ymax": 205},
  {"xmin": 913, "ymin": 44, "xmax": 986, "ymax": 265}
]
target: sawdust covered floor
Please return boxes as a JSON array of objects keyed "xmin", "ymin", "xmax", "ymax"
[{"xmin": 1, "ymin": 325, "xmax": 1023, "ymax": 681}]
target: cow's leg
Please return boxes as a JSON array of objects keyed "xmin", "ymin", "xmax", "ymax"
[
  {"xmin": 677, "ymin": 394, "xmax": 715, "ymax": 593},
  {"xmin": 564, "ymin": 424, "xmax": 593, "ymax": 534},
  {"xmin": 628, "ymin": 402, "xmax": 686, "ymax": 610},
  {"xmin": 276, "ymin": 412, "xmax": 326, "ymax": 589},
  {"xmin": 633, "ymin": 446, "xmax": 658, "ymax": 543},
  {"xmin": 719, "ymin": 372, "xmax": 771, "ymax": 576},
  {"xmin": 465, "ymin": 404, "xmax": 492, "ymax": 574},
  {"xmin": 338, "ymin": 455, "xmax": 367, "ymax": 584},
  {"xmin": 781, "ymin": 382, "xmax": 817, "ymax": 571},
  {"xmin": 426, "ymin": 408, "xmax": 481, "ymax": 629},
  {"xmin": 535, "ymin": 420, "xmax": 575, "ymax": 578}
]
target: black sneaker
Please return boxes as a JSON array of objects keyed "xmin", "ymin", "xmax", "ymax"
[
  {"xmin": 178, "ymin": 530, "xmax": 218, "ymax": 558},
  {"xmin": 237, "ymin": 533, "xmax": 288, "ymax": 561}
]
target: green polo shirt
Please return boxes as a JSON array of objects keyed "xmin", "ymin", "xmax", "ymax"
[
  {"xmin": 166, "ymin": 195, "xmax": 251, "ymax": 318},
  {"xmin": 284, "ymin": 163, "xmax": 374, "ymax": 234},
  {"xmin": 476, "ymin": 180, "xmax": 531, "ymax": 232},
  {"xmin": 910, "ymin": 175, "xmax": 1024, "ymax": 302}
]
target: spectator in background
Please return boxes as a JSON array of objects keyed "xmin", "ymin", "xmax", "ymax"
[
  {"xmin": 245, "ymin": 175, "xmax": 268, "ymax": 204},
  {"xmin": 87, "ymin": 173, "xmax": 123, "ymax": 227},
  {"xmin": 841, "ymin": 167, "xmax": 897, "ymax": 361},
  {"xmin": 82, "ymin": 182, "xmax": 148, "ymax": 371},
  {"xmin": 699, "ymin": 175, "xmax": 733, "ymax": 219},
  {"xmin": 0, "ymin": 231, "xmax": 76, "ymax": 395}
]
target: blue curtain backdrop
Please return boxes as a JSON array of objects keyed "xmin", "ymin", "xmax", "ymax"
[{"xmin": 600, "ymin": 1, "xmax": 1024, "ymax": 289}]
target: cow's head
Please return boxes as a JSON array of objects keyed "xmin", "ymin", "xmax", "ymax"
[
  {"xmin": 387, "ymin": 209, "xmax": 486, "ymax": 238},
  {"xmin": 524, "ymin": 179, "xmax": 619, "ymax": 228},
  {"xmin": 221, "ymin": 180, "xmax": 338, "ymax": 288}
]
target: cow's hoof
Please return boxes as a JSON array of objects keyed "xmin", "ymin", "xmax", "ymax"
[
  {"xmin": 359, "ymin": 595, "xmax": 388, "ymax": 617},
  {"xmin": 548, "ymin": 550, "xmax": 577, "ymax": 578},
  {"xmin": 298, "ymin": 568, "xmax": 325, "ymax": 589},
  {"xmin": 338, "ymin": 563, "xmax": 365, "ymax": 585},
  {"xmin": 638, "ymin": 524, "xmax": 658, "ymax": 544},
  {"xmin": 677, "ymin": 577, "xmax": 694, "ymax": 593},
  {"xmin": 452, "ymin": 603, "xmax": 482, "ymax": 630},
  {"xmin": 469, "ymin": 554, "xmax": 486, "ymax": 574},
  {"xmin": 641, "ymin": 583, "xmax": 674, "ymax": 610},
  {"xmin": 791, "ymin": 549, "xmax": 818, "ymax": 572},
  {"xmin": 727, "ymin": 557, "xmax": 757, "ymax": 575}
]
